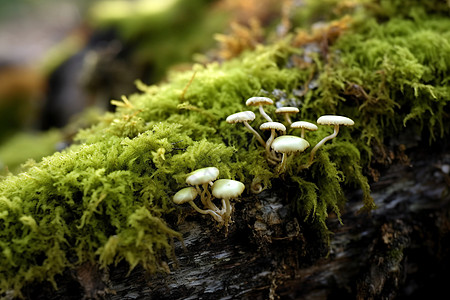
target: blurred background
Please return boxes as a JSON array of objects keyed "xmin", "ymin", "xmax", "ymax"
[{"xmin": 0, "ymin": 0, "xmax": 287, "ymax": 174}]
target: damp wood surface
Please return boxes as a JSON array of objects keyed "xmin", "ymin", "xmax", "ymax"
[{"xmin": 23, "ymin": 142, "xmax": 450, "ymax": 300}]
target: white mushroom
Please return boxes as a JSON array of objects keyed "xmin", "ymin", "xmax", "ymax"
[
  {"xmin": 259, "ymin": 121, "xmax": 286, "ymax": 162},
  {"xmin": 246, "ymin": 97, "xmax": 274, "ymax": 122},
  {"xmin": 290, "ymin": 121, "xmax": 318, "ymax": 138},
  {"xmin": 275, "ymin": 107, "xmax": 299, "ymax": 125},
  {"xmin": 226, "ymin": 111, "xmax": 266, "ymax": 147},
  {"xmin": 212, "ymin": 179, "xmax": 245, "ymax": 227},
  {"xmin": 173, "ymin": 187, "xmax": 222, "ymax": 222},
  {"xmin": 186, "ymin": 167, "xmax": 220, "ymax": 212},
  {"xmin": 271, "ymin": 135, "xmax": 310, "ymax": 173},
  {"xmin": 309, "ymin": 115, "xmax": 354, "ymax": 163}
]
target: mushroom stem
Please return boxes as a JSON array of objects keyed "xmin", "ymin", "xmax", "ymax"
[
  {"xmin": 284, "ymin": 115, "xmax": 292, "ymax": 125},
  {"xmin": 224, "ymin": 199, "xmax": 232, "ymax": 218},
  {"xmin": 301, "ymin": 128, "xmax": 305, "ymax": 139},
  {"xmin": 188, "ymin": 201, "xmax": 223, "ymax": 223},
  {"xmin": 194, "ymin": 185, "xmax": 206, "ymax": 206},
  {"xmin": 259, "ymin": 105, "xmax": 273, "ymax": 122},
  {"xmin": 202, "ymin": 183, "xmax": 220, "ymax": 212},
  {"xmin": 278, "ymin": 153, "xmax": 288, "ymax": 174},
  {"xmin": 221, "ymin": 198, "xmax": 232, "ymax": 228},
  {"xmin": 243, "ymin": 121, "xmax": 266, "ymax": 147},
  {"xmin": 267, "ymin": 156, "xmax": 279, "ymax": 165},
  {"xmin": 309, "ymin": 125, "xmax": 340, "ymax": 164},
  {"xmin": 265, "ymin": 129, "xmax": 275, "ymax": 156},
  {"xmin": 265, "ymin": 129, "xmax": 282, "ymax": 162}
]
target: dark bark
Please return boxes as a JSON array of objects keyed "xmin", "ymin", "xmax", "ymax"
[{"xmin": 24, "ymin": 143, "xmax": 450, "ymax": 300}]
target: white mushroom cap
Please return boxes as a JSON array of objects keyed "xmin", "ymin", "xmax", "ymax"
[
  {"xmin": 275, "ymin": 107, "xmax": 299, "ymax": 114},
  {"xmin": 173, "ymin": 187, "xmax": 198, "ymax": 204},
  {"xmin": 212, "ymin": 179, "xmax": 245, "ymax": 199},
  {"xmin": 317, "ymin": 115, "xmax": 354, "ymax": 126},
  {"xmin": 271, "ymin": 135, "xmax": 310, "ymax": 154},
  {"xmin": 259, "ymin": 122, "xmax": 286, "ymax": 132},
  {"xmin": 291, "ymin": 121, "xmax": 318, "ymax": 131},
  {"xmin": 246, "ymin": 97, "xmax": 273, "ymax": 106},
  {"xmin": 186, "ymin": 167, "xmax": 219, "ymax": 186},
  {"xmin": 226, "ymin": 111, "xmax": 256, "ymax": 124}
]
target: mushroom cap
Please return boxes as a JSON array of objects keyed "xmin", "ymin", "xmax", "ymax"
[
  {"xmin": 317, "ymin": 115, "xmax": 354, "ymax": 126},
  {"xmin": 173, "ymin": 187, "xmax": 198, "ymax": 204},
  {"xmin": 275, "ymin": 107, "xmax": 299, "ymax": 114},
  {"xmin": 259, "ymin": 121, "xmax": 286, "ymax": 132},
  {"xmin": 212, "ymin": 179, "xmax": 245, "ymax": 199},
  {"xmin": 290, "ymin": 121, "xmax": 318, "ymax": 131},
  {"xmin": 186, "ymin": 167, "xmax": 219, "ymax": 186},
  {"xmin": 226, "ymin": 111, "xmax": 256, "ymax": 124},
  {"xmin": 271, "ymin": 135, "xmax": 310, "ymax": 154},
  {"xmin": 246, "ymin": 96, "xmax": 274, "ymax": 106}
]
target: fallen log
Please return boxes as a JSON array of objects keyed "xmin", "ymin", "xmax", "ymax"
[{"xmin": 24, "ymin": 142, "xmax": 450, "ymax": 299}]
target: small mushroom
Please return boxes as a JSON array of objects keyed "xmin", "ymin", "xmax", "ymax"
[
  {"xmin": 186, "ymin": 167, "xmax": 220, "ymax": 212},
  {"xmin": 246, "ymin": 97, "xmax": 274, "ymax": 122},
  {"xmin": 226, "ymin": 111, "xmax": 266, "ymax": 147},
  {"xmin": 271, "ymin": 135, "xmax": 310, "ymax": 173},
  {"xmin": 259, "ymin": 121, "xmax": 286, "ymax": 162},
  {"xmin": 212, "ymin": 179, "xmax": 245, "ymax": 227},
  {"xmin": 309, "ymin": 115, "xmax": 354, "ymax": 163},
  {"xmin": 173, "ymin": 187, "xmax": 222, "ymax": 222},
  {"xmin": 275, "ymin": 107, "xmax": 299, "ymax": 125},
  {"xmin": 290, "ymin": 121, "xmax": 318, "ymax": 138}
]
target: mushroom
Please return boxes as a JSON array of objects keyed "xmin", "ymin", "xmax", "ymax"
[
  {"xmin": 259, "ymin": 121, "xmax": 286, "ymax": 162},
  {"xmin": 186, "ymin": 167, "xmax": 220, "ymax": 212},
  {"xmin": 275, "ymin": 107, "xmax": 299, "ymax": 125},
  {"xmin": 173, "ymin": 187, "xmax": 222, "ymax": 222},
  {"xmin": 246, "ymin": 97, "xmax": 274, "ymax": 122},
  {"xmin": 290, "ymin": 121, "xmax": 318, "ymax": 138},
  {"xmin": 271, "ymin": 135, "xmax": 310, "ymax": 173},
  {"xmin": 211, "ymin": 179, "xmax": 245, "ymax": 227},
  {"xmin": 309, "ymin": 115, "xmax": 354, "ymax": 163},
  {"xmin": 226, "ymin": 111, "xmax": 266, "ymax": 147}
]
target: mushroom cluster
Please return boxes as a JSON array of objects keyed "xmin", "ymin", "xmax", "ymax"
[
  {"xmin": 227, "ymin": 96, "xmax": 354, "ymax": 174},
  {"xmin": 173, "ymin": 167, "xmax": 245, "ymax": 230}
]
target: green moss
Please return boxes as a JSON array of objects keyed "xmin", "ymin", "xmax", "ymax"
[
  {"xmin": 299, "ymin": 14, "xmax": 450, "ymax": 157},
  {"xmin": 1, "ymin": 0, "xmax": 450, "ymax": 295}
]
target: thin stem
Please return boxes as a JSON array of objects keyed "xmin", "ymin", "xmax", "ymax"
[
  {"xmin": 222, "ymin": 198, "xmax": 232, "ymax": 235},
  {"xmin": 194, "ymin": 185, "xmax": 206, "ymax": 207},
  {"xmin": 309, "ymin": 125, "xmax": 339, "ymax": 164},
  {"xmin": 265, "ymin": 129, "xmax": 276, "ymax": 159},
  {"xmin": 188, "ymin": 201, "xmax": 223, "ymax": 223},
  {"xmin": 222, "ymin": 198, "xmax": 232, "ymax": 229},
  {"xmin": 278, "ymin": 153, "xmax": 287, "ymax": 174},
  {"xmin": 301, "ymin": 128, "xmax": 305, "ymax": 139},
  {"xmin": 220, "ymin": 199, "xmax": 227, "ymax": 215},
  {"xmin": 267, "ymin": 156, "xmax": 279, "ymax": 165},
  {"xmin": 243, "ymin": 122, "xmax": 266, "ymax": 147},
  {"xmin": 266, "ymin": 129, "xmax": 280, "ymax": 164},
  {"xmin": 202, "ymin": 183, "xmax": 220, "ymax": 212},
  {"xmin": 224, "ymin": 199, "xmax": 232, "ymax": 218},
  {"xmin": 271, "ymin": 151, "xmax": 282, "ymax": 162},
  {"xmin": 265, "ymin": 130, "xmax": 282, "ymax": 162},
  {"xmin": 259, "ymin": 105, "xmax": 273, "ymax": 122},
  {"xmin": 284, "ymin": 114, "xmax": 292, "ymax": 125}
]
